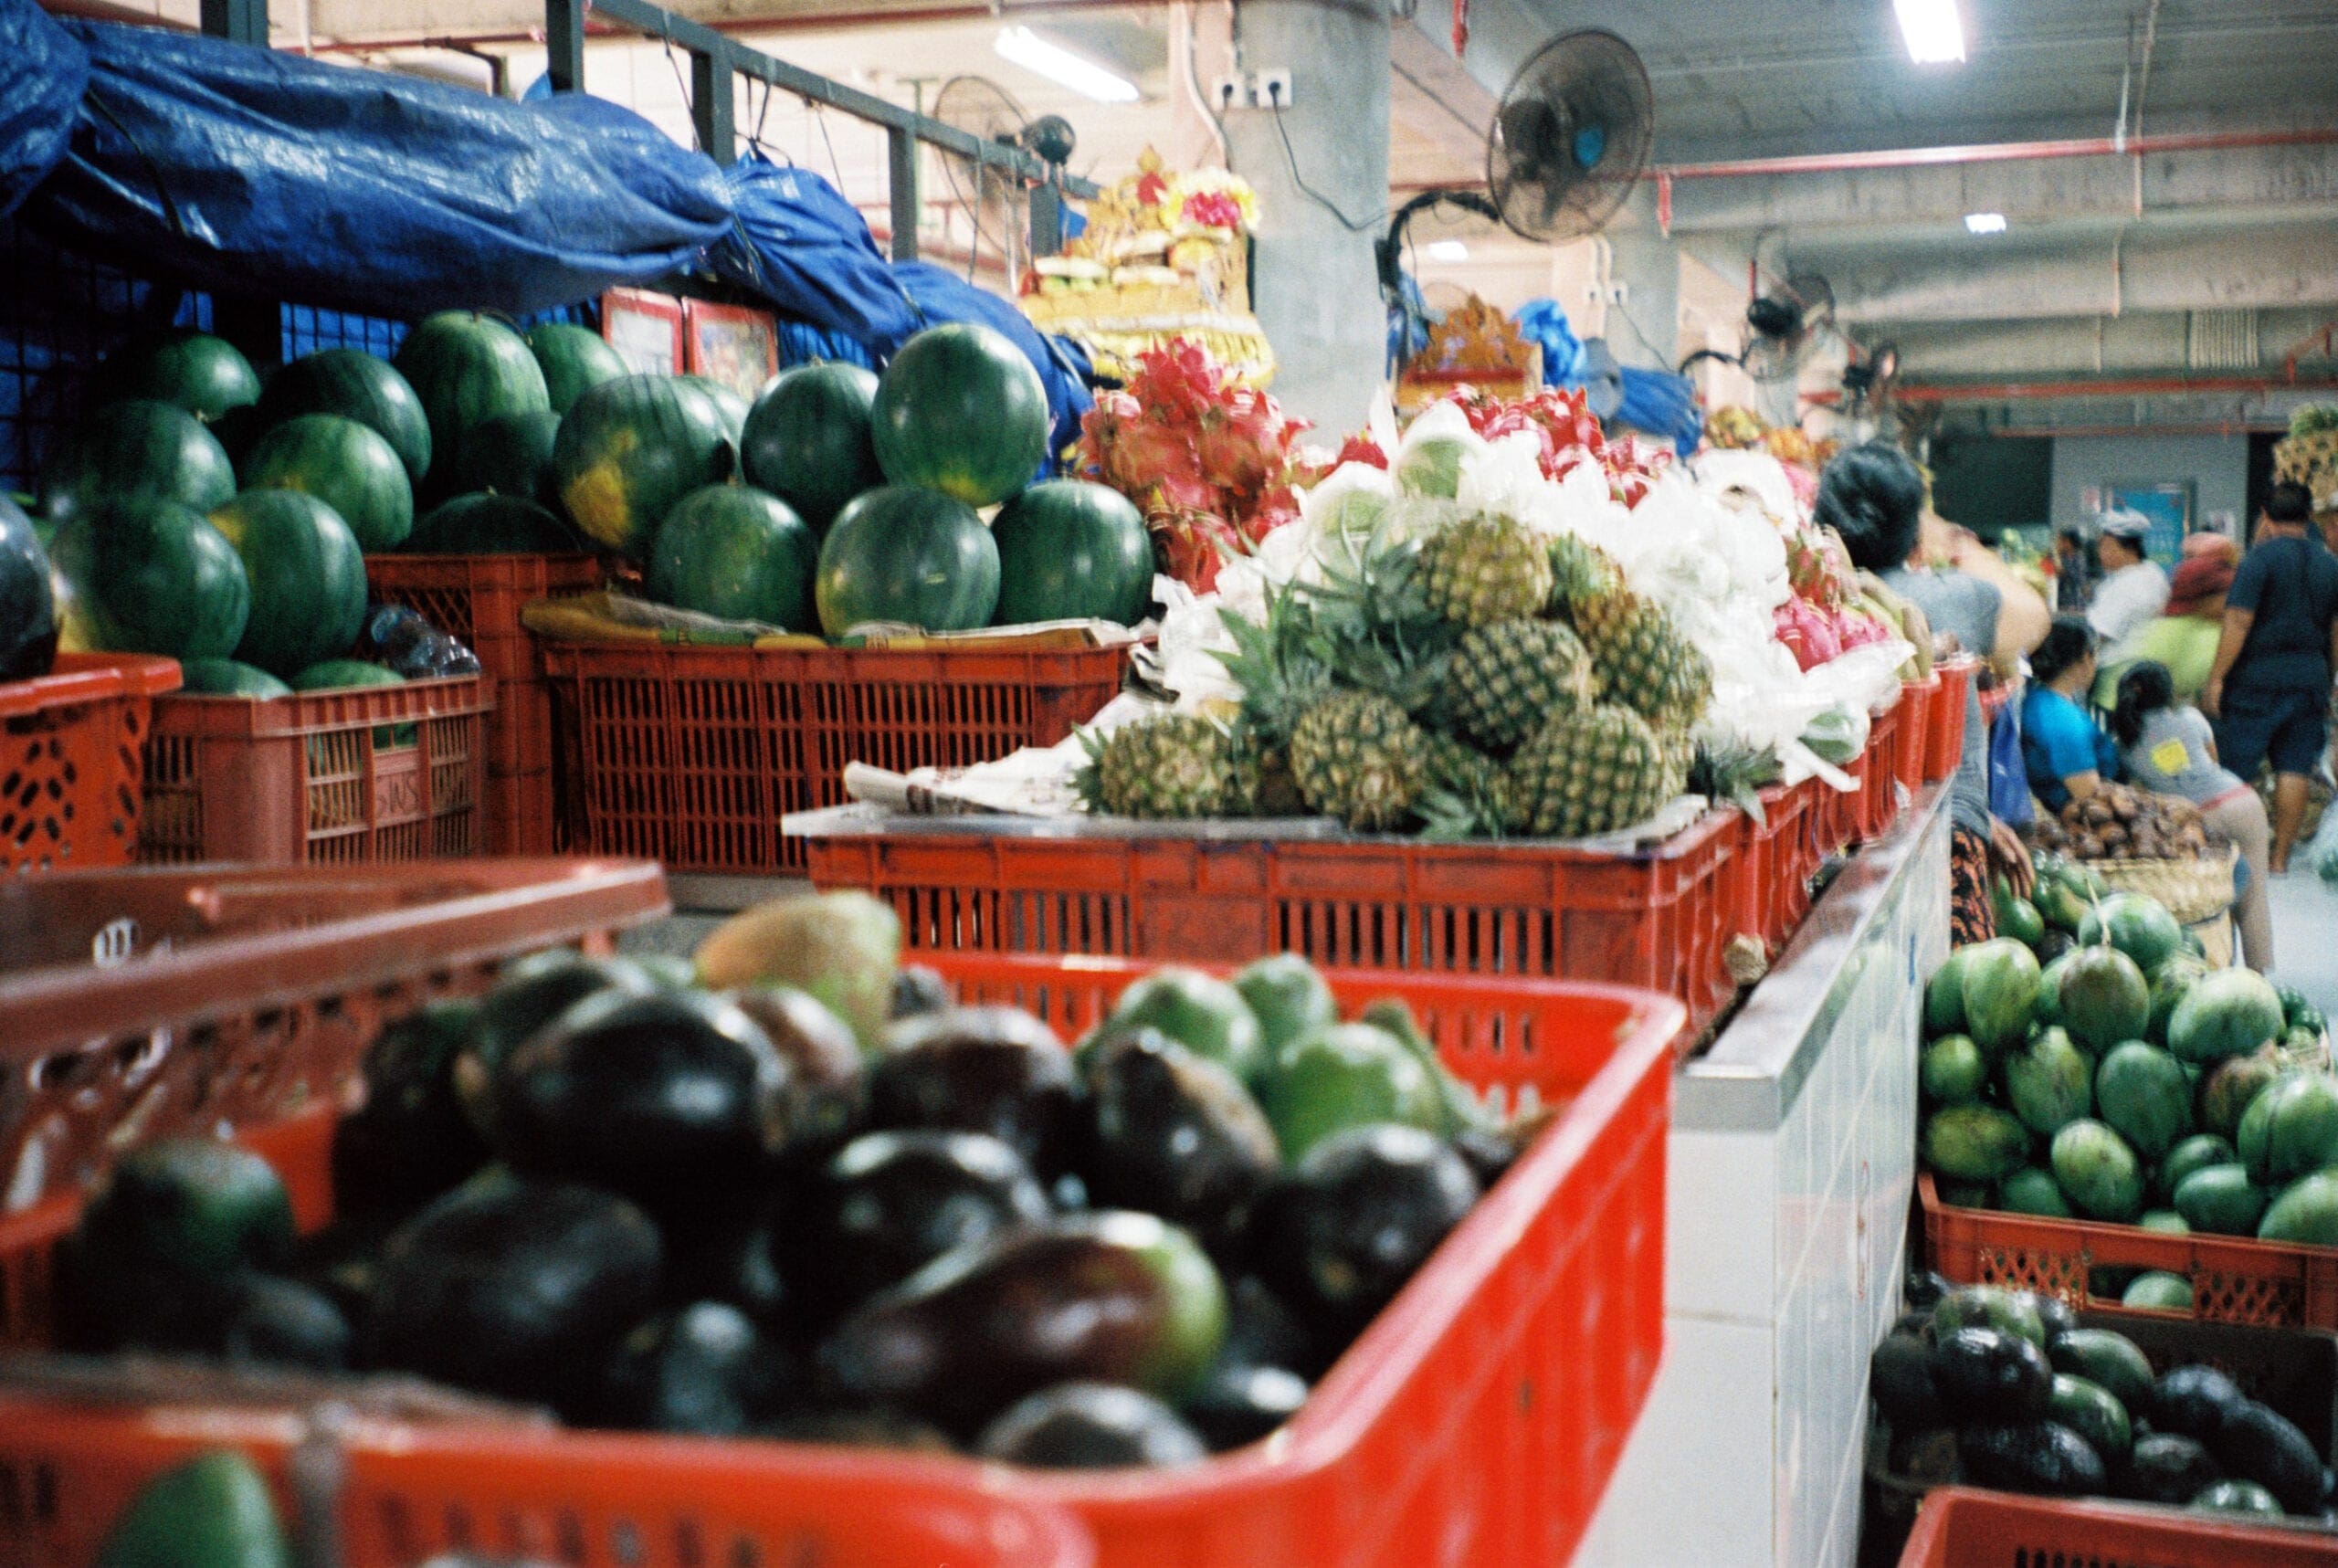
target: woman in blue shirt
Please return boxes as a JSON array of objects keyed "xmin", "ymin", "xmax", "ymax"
[{"xmin": 2023, "ymin": 616, "xmax": 2121, "ymax": 812}]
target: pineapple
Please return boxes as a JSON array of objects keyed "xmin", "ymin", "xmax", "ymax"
[
  {"xmin": 1502, "ymin": 702, "xmax": 1680, "ymax": 838},
  {"xmin": 1544, "ymin": 532, "xmax": 1714, "ymax": 728},
  {"xmin": 1078, "ymin": 713, "xmax": 1240, "ymax": 819},
  {"xmin": 1232, "ymin": 742, "xmax": 1308, "ymax": 817},
  {"xmin": 1416, "ymin": 731, "xmax": 1514, "ymax": 840},
  {"xmin": 1543, "ymin": 531, "xmax": 1623, "ymax": 617},
  {"xmin": 1439, "ymin": 619, "xmax": 1596, "ymax": 752},
  {"xmin": 1417, "ymin": 513, "xmax": 1553, "ymax": 627},
  {"xmin": 1289, "ymin": 689, "xmax": 1429, "ymax": 831}
]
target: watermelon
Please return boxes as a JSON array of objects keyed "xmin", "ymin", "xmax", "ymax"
[
  {"xmin": 178, "ymin": 658, "xmax": 292, "ymax": 698},
  {"xmin": 90, "ymin": 331, "xmax": 260, "ymax": 424},
  {"xmin": 241, "ymin": 415, "xmax": 415, "ymax": 552},
  {"xmin": 647, "ymin": 484, "xmax": 818, "ymax": 632},
  {"xmin": 446, "ymin": 410, "xmax": 562, "ymax": 505},
  {"xmin": 407, "ymin": 494, "xmax": 580, "ymax": 554},
  {"xmin": 292, "ymin": 658, "xmax": 411, "ymax": 748},
  {"xmin": 869, "ymin": 323, "xmax": 1049, "ymax": 508},
  {"xmin": 815, "ymin": 485, "xmax": 999, "ymax": 636},
  {"xmin": 990, "ymin": 479, "xmax": 1153, "ymax": 626},
  {"xmin": 0, "ymin": 495, "xmax": 58, "ymax": 680},
  {"xmin": 392, "ymin": 313, "xmax": 550, "ymax": 470},
  {"xmin": 741, "ymin": 362, "xmax": 882, "ymax": 533},
  {"xmin": 552, "ymin": 374, "xmax": 734, "ymax": 559},
  {"xmin": 39, "ymin": 399, "xmax": 236, "ymax": 527},
  {"xmin": 526, "ymin": 322, "xmax": 628, "ymax": 416},
  {"xmin": 48, "ymin": 498, "xmax": 249, "ymax": 659},
  {"xmin": 681, "ymin": 376, "xmax": 753, "ymax": 447},
  {"xmin": 255, "ymin": 350, "xmax": 433, "ymax": 484},
  {"xmin": 206, "ymin": 490, "xmax": 367, "ymax": 678}
]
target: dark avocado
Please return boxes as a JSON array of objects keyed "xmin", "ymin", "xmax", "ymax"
[
  {"xmin": 333, "ymin": 999, "xmax": 489, "ymax": 1211},
  {"xmin": 2151, "ymin": 1364, "xmax": 2247, "ymax": 1441},
  {"xmin": 590, "ymin": 1301, "xmax": 791, "ymax": 1434},
  {"xmin": 1178, "ymin": 1362, "xmax": 1309, "ymax": 1452},
  {"xmin": 1927, "ymin": 1328, "xmax": 2053, "ymax": 1422},
  {"xmin": 1869, "ymin": 1331, "xmax": 1943, "ymax": 1431},
  {"xmin": 867, "ymin": 1005, "xmax": 1079, "ymax": 1173},
  {"xmin": 2025, "ymin": 1290, "xmax": 2079, "ymax": 1342},
  {"xmin": 286, "ymin": 1210, "xmax": 403, "ymax": 1328},
  {"xmin": 1079, "ymin": 1027, "xmax": 1280, "ymax": 1241},
  {"xmin": 1932, "ymin": 1285, "xmax": 2046, "ymax": 1348},
  {"xmin": 1448, "ymin": 1125, "xmax": 1522, "ymax": 1189},
  {"xmin": 975, "ymin": 1382, "xmax": 1208, "ymax": 1469},
  {"xmin": 2120, "ymin": 1432, "xmax": 2222, "ymax": 1505},
  {"xmin": 2036, "ymin": 929, "xmax": 2076, "ymax": 964},
  {"xmin": 1888, "ymin": 1426, "xmax": 1963, "ymax": 1486},
  {"xmin": 77, "ymin": 1138, "xmax": 296, "ymax": 1279},
  {"xmin": 2191, "ymin": 1479, "xmax": 2284, "ymax": 1517},
  {"xmin": 1893, "ymin": 1309, "xmax": 1935, "ymax": 1340},
  {"xmin": 890, "ymin": 964, "xmax": 953, "ymax": 1020},
  {"xmin": 2209, "ymin": 1398, "xmax": 2327, "ymax": 1514},
  {"xmin": 221, "ymin": 1274, "xmax": 352, "ymax": 1372},
  {"xmin": 54, "ymin": 1229, "xmax": 239, "ymax": 1355},
  {"xmin": 816, "ymin": 1209, "xmax": 1225, "ymax": 1435},
  {"xmin": 452, "ymin": 953, "xmax": 657, "ymax": 1138},
  {"xmin": 790, "ymin": 1130, "xmax": 1051, "ymax": 1321},
  {"xmin": 662, "ymin": 1208, "xmax": 790, "ymax": 1328},
  {"xmin": 1220, "ymin": 1275, "xmax": 1326, "ymax": 1381},
  {"xmin": 1904, "ymin": 1269, "xmax": 1953, "ymax": 1311},
  {"xmin": 1052, "ymin": 1172, "xmax": 1091, "ymax": 1212},
  {"xmin": 1248, "ymin": 1124, "xmax": 1480, "ymax": 1339},
  {"xmin": 1958, "ymin": 1421, "xmax": 2106, "ymax": 1495},
  {"xmin": 490, "ymin": 989, "xmax": 788, "ymax": 1206},
  {"xmin": 359, "ymin": 1177, "xmax": 663, "ymax": 1409},
  {"xmin": 2047, "ymin": 1329, "xmax": 2155, "ymax": 1415},
  {"xmin": 721, "ymin": 984, "xmax": 866, "ymax": 1164}
]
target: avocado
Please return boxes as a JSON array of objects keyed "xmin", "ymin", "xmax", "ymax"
[
  {"xmin": 1249, "ymin": 1124, "xmax": 1480, "ymax": 1340},
  {"xmin": 2122, "ymin": 1271, "xmax": 2195, "ymax": 1312},
  {"xmin": 220, "ymin": 1274, "xmax": 352, "ymax": 1372},
  {"xmin": 2147, "ymin": 954, "xmax": 2210, "ymax": 1046},
  {"xmin": 2140, "ymin": 1209, "xmax": 2192, "ymax": 1237},
  {"xmin": 2239, "ymin": 1071, "xmax": 2338, "ymax": 1185},
  {"xmin": 816, "ymin": 1210, "xmax": 1226, "ymax": 1435},
  {"xmin": 96, "ymin": 1451, "xmax": 288, "ymax": 1568},
  {"xmin": 1922, "ymin": 1105, "xmax": 2030, "ymax": 1184},
  {"xmin": 1258, "ymin": 1025, "xmax": 1446, "ymax": 1163},
  {"xmin": 360, "ymin": 1177, "xmax": 663, "ymax": 1409},
  {"xmin": 2159, "ymin": 1133, "xmax": 2238, "ymax": 1202},
  {"xmin": 1957, "ymin": 939, "xmax": 2043, "ymax": 1052},
  {"xmin": 2093, "ymin": 1041, "xmax": 2193, "ymax": 1161},
  {"xmin": 791, "ymin": 1130, "xmax": 1050, "ymax": 1321},
  {"xmin": 1889, "ymin": 1426, "xmax": 1964, "ymax": 1486},
  {"xmin": 2259, "ymin": 1171, "xmax": 2338, "ymax": 1247},
  {"xmin": 1221, "ymin": 1274, "xmax": 1327, "ymax": 1381},
  {"xmin": 975, "ymin": 1382, "xmax": 1209, "ymax": 1469},
  {"xmin": 1869, "ymin": 1331, "xmax": 1943, "ymax": 1430},
  {"xmin": 632, "ymin": 952, "xmax": 698, "ymax": 990},
  {"xmin": 1922, "ymin": 1035, "xmax": 1989, "ymax": 1106},
  {"xmin": 1233, "ymin": 955, "xmax": 1338, "ymax": 1055},
  {"xmin": 1905, "ymin": 1269, "xmax": 1953, "ymax": 1311},
  {"xmin": 1178, "ymin": 1362, "xmax": 1309, "ymax": 1451},
  {"xmin": 55, "ymin": 1228, "xmax": 241, "ymax": 1356},
  {"xmin": 2044, "ymin": 1373, "xmax": 2132, "ymax": 1463},
  {"xmin": 452, "ymin": 953, "xmax": 658, "ymax": 1138},
  {"xmin": 2035, "ymin": 929, "xmax": 2075, "ymax": 965},
  {"xmin": 490, "ymin": 989, "xmax": 789, "ymax": 1207},
  {"xmin": 1099, "ymin": 968, "xmax": 1266, "ymax": 1085},
  {"xmin": 2172, "ymin": 1163, "xmax": 2268, "ymax": 1237},
  {"xmin": 2209, "ymin": 1397, "xmax": 2328, "ymax": 1514},
  {"xmin": 662, "ymin": 1207, "xmax": 790, "ymax": 1328},
  {"xmin": 590, "ymin": 1301, "xmax": 790, "ymax": 1435},
  {"xmin": 2054, "ymin": 945, "xmax": 2150, "ymax": 1052},
  {"xmin": 2121, "ymin": 1432, "xmax": 2222, "ymax": 1505},
  {"xmin": 2199, "ymin": 1048, "xmax": 2281, "ymax": 1142},
  {"xmin": 1358, "ymin": 999, "xmax": 1495, "ymax": 1138},
  {"xmin": 721, "ymin": 984, "xmax": 867, "ymax": 1165},
  {"xmin": 1925, "ymin": 948, "xmax": 1973, "ymax": 1037},
  {"xmin": 1996, "ymin": 1167, "xmax": 2072, "ymax": 1218},
  {"xmin": 2190, "ymin": 1479, "xmax": 2284, "ymax": 1517},
  {"xmin": 78, "ymin": 1138, "xmax": 296, "ymax": 1279},
  {"xmin": 1932, "ymin": 1285, "xmax": 2046, "ymax": 1348},
  {"xmin": 2048, "ymin": 1119, "xmax": 2143, "ymax": 1222},
  {"xmin": 2027, "ymin": 1291, "xmax": 2079, "ymax": 1341},
  {"xmin": 1079, "ymin": 1026, "xmax": 1280, "ymax": 1242},
  {"xmin": 889, "ymin": 963, "xmax": 953, "ymax": 1020},
  {"xmin": 2048, "ymin": 1329, "xmax": 2154, "ymax": 1415},
  {"xmin": 868, "ymin": 1005, "xmax": 1079, "ymax": 1173},
  {"xmin": 1956, "ymin": 1420, "xmax": 2105, "ymax": 1495},
  {"xmin": 285, "ymin": 1211, "xmax": 402, "ymax": 1329},
  {"xmin": 691, "ymin": 890, "xmax": 902, "ymax": 1051},
  {"xmin": 1448, "ymin": 1124, "xmax": 1523, "ymax": 1189},
  {"xmin": 1928, "ymin": 1327, "xmax": 2053, "ymax": 1421},
  {"xmin": 2152, "ymin": 1363, "xmax": 2247, "ymax": 1441},
  {"xmin": 333, "ymin": 1000, "xmax": 489, "ymax": 1211}
]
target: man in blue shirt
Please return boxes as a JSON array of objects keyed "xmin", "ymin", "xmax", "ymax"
[{"xmin": 2206, "ymin": 482, "xmax": 2338, "ymax": 871}]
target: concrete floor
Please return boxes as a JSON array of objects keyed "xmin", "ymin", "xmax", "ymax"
[{"xmin": 2269, "ymin": 870, "xmax": 2338, "ymax": 1015}]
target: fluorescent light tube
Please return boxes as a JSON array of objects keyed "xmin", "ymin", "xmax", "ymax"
[
  {"xmin": 1894, "ymin": 0, "xmax": 1965, "ymax": 63},
  {"xmin": 995, "ymin": 26, "xmax": 1139, "ymax": 104},
  {"xmin": 1427, "ymin": 240, "xmax": 1469, "ymax": 262},
  {"xmin": 1964, "ymin": 211, "xmax": 2006, "ymax": 234}
]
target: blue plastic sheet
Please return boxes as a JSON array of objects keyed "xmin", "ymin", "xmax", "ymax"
[
  {"xmin": 16, "ymin": 7, "xmax": 732, "ymax": 318},
  {"xmin": 0, "ymin": 0, "xmax": 85, "ymax": 222},
  {"xmin": 1616, "ymin": 366, "xmax": 1703, "ymax": 457},
  {"xmin": 1512, "ymin": 298, "xmax": 1586, "ymax": 386}
]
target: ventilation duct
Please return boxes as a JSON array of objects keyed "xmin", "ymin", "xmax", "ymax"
[{"xmin": 2187, "ymin": 309, "xmax": 2259, "ymax": 369}]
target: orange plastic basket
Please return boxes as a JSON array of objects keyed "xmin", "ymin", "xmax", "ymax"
[
  {"xmin": 1858, "ymin": 691, "xmax": 1908, "ymax": 843},
  {"xmin": 803, "ymin": 809, "xmax": 1739, "ymax": 1040},
  {"xmin": 1895, "ymin": 676, "xmax": 1935, "ymax": 799},
  {"xmin": 1921, "ymin": 1173, "xmax": 2338, "ymax": 1327},
  {"xmin": 1898, "ymin": 1487, "xmax": 2338, "ymax": 1567},
  {"xmin": 1722, "ymin": 780, "xmax": 1817, "ymax": 955},
  {"xmin": 542, "ymin": 638, "xmax": 1131, "ymax": 875},
  {"xmin": 0, "ymin": 955, "xmax": 1680, "ymax": 1568},
  {"xmin": 140, "ymin": 676, "xmax": 492, "ymax": 865},
  {"xmin": 0, "ymin": 652, "xmax": 180, "ymax": 873},
  {"xmin": 1926, "ymin": 658, "xmax": 1975, "ymax": 785},
  {"xmin": 366, "ymin": 552, "xmax": 604, "ymax": 856}
]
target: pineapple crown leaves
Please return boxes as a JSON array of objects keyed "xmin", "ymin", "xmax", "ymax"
[
  {"xmin": 1687, "ymin": 735, "xmax": 1782, "ymax": 824},
  {"xmin": 1212, "ymin": 588, "xmax": 1335, "ymax": 748},
  {"xmin": 1072, "ymin": 725, "xmax": 1110, "ymax": 813},
  {"xmin": 1289, "ymin": 521, "xmax": 1463, "ymax": 714}
]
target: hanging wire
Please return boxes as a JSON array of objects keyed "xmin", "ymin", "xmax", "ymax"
[{"xmin": 658, "ymin": 20, "xmax": 700, "ymax": 153}]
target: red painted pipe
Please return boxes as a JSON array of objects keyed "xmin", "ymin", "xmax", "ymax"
[
  {"xmin": 1889, "ymin": 374, "xmax": 2338, "ymax": 403},
  {"xmin": 1656, "ymin": 129, "xmax": 2338, "ymax": 180}
]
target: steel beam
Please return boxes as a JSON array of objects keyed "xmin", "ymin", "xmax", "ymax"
[
  {"xmin": 198, "ymin": 0, "xmax": 266, "ymax": 45},
  {"xmin": 888, "ymin": 126, "xmax": 920, "ymax": 264},
  {"xmin": 690, "ymin": 43, "xmax": 735, "ymax": 163},
  {"xmin": 543, "ymin": 0, "xmax": 584, "ymax": 92}
]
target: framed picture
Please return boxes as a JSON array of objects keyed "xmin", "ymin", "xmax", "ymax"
[
  {"xmin": 684, "ymin": 301, "xmax": 780, "ymax": 399},
  {"xmin": 601, "ymin": 289, "xmax": 685, "ymax": 374},
  {"xmin": 2102, "ymin": 480, "xmax": 2194, "ymax": 570}
]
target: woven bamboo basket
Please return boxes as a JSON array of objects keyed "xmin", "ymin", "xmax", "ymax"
[{"xmin": 2089, "ymin": 845, "xmax": 2238, "ymax": 926}]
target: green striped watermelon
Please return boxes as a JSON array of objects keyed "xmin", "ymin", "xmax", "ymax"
[
  {"xmin": 407, "ymin": 493, "xmax": 580, "ymax": 554},
  {"xmin": 448, "ymin": 410, "xmax": 562, "ymax": 505},
  {"xmin": 0, "ymin": 495, "xmax": 57, "ymax": 680},
  {"xmin": 49, "ymin": 497, "xmax": 250, "ymax": 659},
  {"xmin": 241, "ymin": 415, "xmax": 414, "ymax": 552},
  {"xmin": 552, "ymin": 374, "xmax": 733, "ymax": 559},
  {"xmin": 178, "ymin": 658, "xmax": 293, "ymax": 698},
  {"xmin": 206, "ymin": 489, "xmax": 367, "ymax": 678},
  {"xmin": 742, "ymin": 363, "xmax": 881, "ymax": 533},
  {"xmin": 526, "ymin": 322, "xmax": 627, "ymax": 416},
  {"xmin": 680, "ymin": 376, "xmax": 752, "ymax": 446},
  {"xmin": 91, "ymin": 331, "xmax": 260, "ymax": 424},
  {"xmin": 815, "ymin": 484, "xmax": 999, "ymax": 636},
  {"xmin": 648, "ymin": 484, "xmax": 818, "ymax": 632},
  {"xmin": 392, "ymin": 314, "xmax": 550, "ymax": 472},
  {"xmin": 291, "ymin": 658, "xmax": 409, "ymax": 747},
  {"xmin": 256, "ymin": 350, "xmax": 433, "ymax": 484},
  {"xmin": 870, "ymin": 323, "xmax": 1049, "ymax": 508},
  {"xmin": 990, "ymin": 479, "xmax": 1153, "ymax": 626},
  {"xmin": 39, "ymin": 399, "xmax": 237, "ymax": 527}
]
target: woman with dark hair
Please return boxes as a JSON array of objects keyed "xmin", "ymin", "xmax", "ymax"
[
  {"xmin": 2021, "ymin": 616, "xmax": 2121, "ymax": 812},
  {"xmin": 2112, "ymin": 660, "xmax": 2273, "ymax": 969},
  {"xmin": 1817, "ymin": 440, "xmax": 2045, "ymax": 942}
]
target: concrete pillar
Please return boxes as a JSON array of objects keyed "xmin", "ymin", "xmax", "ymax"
[
  {"xmin": 1224, "ymin": 0, "xmax": 1390, "ymax": 432},
  {"xmin": 1603, "ymin": 229, "xmax": 1682, "ymax": 374}
]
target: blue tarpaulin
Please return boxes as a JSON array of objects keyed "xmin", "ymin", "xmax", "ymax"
[{"xmin": 0, "ymin": 0, "xmax": 83, "ymax": 221}]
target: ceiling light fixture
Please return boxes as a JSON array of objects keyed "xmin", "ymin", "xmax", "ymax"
[
  {"xmin": 1964, "ymin": 211, "xmax": 2006, "ymax": 234},
  {"xmin": 994, "ymin": 26, "xmax": 1139, "ymax": 104},
  {"xmin": 1893, "ymin": 0, "xmax": 1965, "ymax": 64},
  {"xmin": 1427, "ymin": 240, "xmax": 1469, "ymax": 262}
]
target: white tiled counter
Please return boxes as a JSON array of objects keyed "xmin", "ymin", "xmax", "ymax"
[{"xmin": 1577, "ymin": 784, "xmax": 1950, "ymax": 1568}]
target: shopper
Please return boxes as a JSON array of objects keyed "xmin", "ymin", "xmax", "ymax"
[
  {"xmin": 2206, "ymin": 480, "xmax": 2338, "ymax": 871},
  {"xmin": 2086, "ymin": 510, "xmax": 2170, "ymax": 645},
  {"xmin": 2111, "ymin": 660, "xmax": 2274, "ymax": 971},
  {"xmin": 2023, "ymin": 616, "xmax": 2120, "ymax": 813},
  {"xmin": 2092, "ymin": 547, "xmax": 2237, "ymax": 709},
  {"xmin": 1817, "ymin": 441, "xmax": 2039, "ymax": 943},
  {"xmin": 2052, "ymin": 521, "xmax": 2100, "ymax": 613}
]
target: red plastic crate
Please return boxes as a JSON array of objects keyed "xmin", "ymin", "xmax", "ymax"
[
  {"xmin": 366, "ymin": 553, "xmax": 603, "ymax": 856},
  {"xmin": 1926, "ymin": 658, "xmax": 1975, "ymax": 785},
  {"xmin": 140, "ymin": 676, "xmax": 492, "ymax": 865},
  {"xmin": 0, "ymin": 652, "xmax": 180, "ymax": 873},
  {"xmin": 803, "ymin": 809, "xmax": 1739, "ymax": 1040},
  {"xmin": 1895, "ymin": 676, "xmax": 1934, "ymax": 799},
  {"xmin": 1858, "ymin": 692, "xmax": 1907, "ymax": 842},
  {"xmin": 1722, "ymin": 780, "xmax": 1817, "ymax": 954},
  {"xmin": 542, "ymin": 638, "xmax": 1132, "ymax": 875},
  {"xmin": 0, "ymin": 955, "xmax": 1680, "ymax": 1568},
  {"xmin": 1921, "ymin": 1173, "xmax": 2338, "ymax": 1327},
  {"xmin": 1898, "ymin": 1487, "xmax": 2338, "ymax": 1567}
]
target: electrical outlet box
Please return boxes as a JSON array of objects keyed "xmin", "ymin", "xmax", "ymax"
[
  {"xmin": 1209, "ymin": 75, "xmax": 1245, "ymax": 112},
  {"xmin": 1606, "ymin": 282, "xmax": 1631, "ymax": 304},
  {"xmin": 1253, "ymin": 68, "xmax": 1293, "ymax": 109}
]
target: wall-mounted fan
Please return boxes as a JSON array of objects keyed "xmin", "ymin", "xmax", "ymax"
[
  {"xmin": 1740, "ymin": 272, "xmax": 1836, "ymax": 383},
  {"xmin": 928, "ymin": 78, "xmax": 1078, "ymax": 281},
  {"xmin": 1489, "ymin": 29, "xmax": 1654, "ymax": 243}
]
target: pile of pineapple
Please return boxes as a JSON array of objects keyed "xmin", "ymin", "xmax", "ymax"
[{"xmin": 1083, "ymin": 512, "xmax": 1715, "ymax": 838}]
